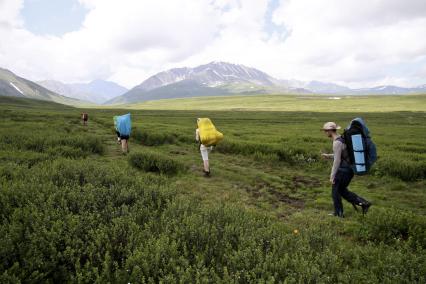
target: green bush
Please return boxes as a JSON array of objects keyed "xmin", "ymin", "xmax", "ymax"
[
  {"xmin": 53, "ymin": 135, "xmax": 105, "ymax": 155},
  {"xmin": 216, "ymin": 139, "xmax": 318, "ymax": 165},
  {"xmin": 129, "ymin": 151, "xmax": 186, "ymax": 175},
  {"xmin": 376, "ymin": 157, "xmax": 426, "ymax": 181},
  {"xmin": 0, "ymin": 159, "xmax": 174, "ymax": 283},
  {"xmin": 46, "ymin": 145, "xmax": 87, "ymax": 158},
  {"xmin": 133, "ymin": 128, "xmax": 177, "ymax": 146},
  {"xmin": 0, "ymin": 150, "xmax": 50, "ymax": 168},
  {"xmin": 354, "ymin": 207, "xmax": 426, "ymax": 249},
  {"xmin": 7, "ymin": 132, "xmax": 105, "ymax": 156}
]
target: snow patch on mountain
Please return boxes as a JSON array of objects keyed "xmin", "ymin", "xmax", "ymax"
[{"xmin": 10, "ymin": 82, "xmax": 24, "ymax": 95}]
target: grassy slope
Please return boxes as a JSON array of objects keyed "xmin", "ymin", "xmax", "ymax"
[
  {"xmin": 1, "ymin": 96, "xmax": 425, "ymax": 282},
  {"xmin": 111, "ymin": 94, "xmax": 426, "ymax": 112},
  {"xmin": 0, "ymin": 96, "xmax": 75, "ymax": 109}
]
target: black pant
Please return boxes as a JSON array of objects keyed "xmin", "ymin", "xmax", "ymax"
[{"xmin": 332, "ymin": 170, "xmax": 363, "ymax": 216}]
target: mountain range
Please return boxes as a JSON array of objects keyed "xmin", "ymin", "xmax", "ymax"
[
  {"xmin": 107, "ymin": 61, "xmax": 426, "ymax": 104},
  {"xmin": 37, "ymin": 79, "xmax": 128, "ymax": 104},
  {"xmin": 107, "ymin": 61, "xmax": 296, "ymax": 104},
  {"xmin": 1, "ymin": 62, "xmax": 425, "ymax": 106},
  {"xmin": 0, "ymin": 67, "xmax": 86, "ymax": 106}
]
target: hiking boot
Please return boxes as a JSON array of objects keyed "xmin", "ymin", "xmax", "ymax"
[
  {"xmin": 355, "ymin": 197, "xmax": 371, "ymax": 215},
  {"xmin": 361, "ymin": 201, "xmax": 371, "ymax": 215}
]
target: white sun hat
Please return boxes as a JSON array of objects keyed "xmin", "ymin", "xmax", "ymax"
[{"xmin": 321, "ymin": 122, "xmax": 341, "ymax": 131}]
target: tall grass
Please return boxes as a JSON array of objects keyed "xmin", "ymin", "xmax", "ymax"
[
  {"xmin": 216, "ymin": 139, "xmax": 319, "ymax": 165},
  {"xmin": 129, "ymin": 150, "xmax": 186, "ymax": 175}
]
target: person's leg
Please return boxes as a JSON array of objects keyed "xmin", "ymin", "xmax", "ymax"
[
  {"xmin": 203, "ymin": 160, "xmax": 210, "ymax": 172},
  {"xmin": 332, "ymin": 180, "xmax": 344, "ymax": 217},
  {"xmin": 339, "ymin": 171, "xmax": 371, "ymax": 214},
  {"xmin": 121, "ymin": 139, "xmax": 127, "ymax": 153},
  {"xmin": 200, "ymin": 146, "xmax": 210, "ymax": 175}
]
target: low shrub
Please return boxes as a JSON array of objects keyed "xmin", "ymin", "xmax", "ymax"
[
  {"xmin": 46, "ymin": 145, "xmax": 87, "ymax": 158},
  {"xmin": 0, "ymin": 162, "xmax": 24, "ymax": 181},
  {"xmin": 1, "ymin": 157, "xmax": 425, "ymax": 283},
  {"xmin": 133, "ymin": 128, "xmax": 177, "ymax": 146},
  {"xmin": 55, "ymin": 135, "xmax": 105, "ymax": 155},
  {"xmin": 38, "ymin": 159, "xmax": 147, "ymax": 188},
  {"xmin": 216, "ymin": 139, "xmax": 319, "ymax": 165},
  {"xmin": 354, "ymin": 207, "xmax": 426, "ymax": 249},
  {"xmin": 8, "ymin": 132, "xmax": 105, "ymax": 156},
  {"xmin": 0, "ymin": 150, "xmax": 50, "ymax": 168},
  {"xmin": 129, "ymin": 151, "xmax": 186, "ymax": 175},
  {"xmin": 376, "ymin": 157, "xmax": 426, "ymax": 181}
]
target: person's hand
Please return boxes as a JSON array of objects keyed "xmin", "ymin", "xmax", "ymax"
[
  {"xmin": 330, "ymin": 177, "xmax": 335, "ymax": 184},
  {"xmin": 321, "ymin": 153, "xmax": 332, "ymax": 160}
]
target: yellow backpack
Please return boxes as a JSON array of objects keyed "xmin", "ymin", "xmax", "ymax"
[{"xmin": 197, "ymin": 118, "xmax": 224, "ymax": 146}]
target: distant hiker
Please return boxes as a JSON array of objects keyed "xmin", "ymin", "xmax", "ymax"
[
  {"xmin": 321, "ymin": 121, "xmax": 371, "ymax": 217},
  {"xmin": 115, "ymin": 113, "xmax": 132, "ymax": 154},
  {"xmin": 81, "ymin": 113, "xmax": 88, "ymax": 126},
  {"xmin": 196, "ymin": 118, "xmax": 224, "ymax": 177}
]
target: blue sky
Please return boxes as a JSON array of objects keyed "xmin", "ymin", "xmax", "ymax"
[
  {"xmin": 264, "ymin": 0, "xmax": 287, "ymax": 40},
  {"xmin": 21, "ymin": 0, "xmax": 286, "ymax": 39},
  {"xmin": 22, "ymin": 0, "xmax": 87, "ymax": 36}
]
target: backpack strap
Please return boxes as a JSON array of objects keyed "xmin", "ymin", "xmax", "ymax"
[{"xmin": 336, "ymin": 135, "xmax": 351, "ymax": 166}]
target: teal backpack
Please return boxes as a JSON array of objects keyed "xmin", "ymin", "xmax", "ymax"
[{"xmin": 342, "ymin": 118, "xmax": 377, "ymax": 175}]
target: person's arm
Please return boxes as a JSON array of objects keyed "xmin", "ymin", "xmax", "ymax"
[
  {"xmin": 321, "ymin": 153, "xmax": 334, "ymax": 159},
  {"xmin": 195, "ymin": 129, "xmax": 200, "ymax": 142},
  {"xmin": 330, "ymin": 140, "xmax": 343, "ymax": 183}
]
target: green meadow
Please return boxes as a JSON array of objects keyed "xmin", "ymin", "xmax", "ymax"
[
  {"xmin": 1, "ymin": 95, "xmax": 425, "ymax": 283},
  {"xmin": 116, "ymin": 94, "xmax": 426, "ymax": 112}
]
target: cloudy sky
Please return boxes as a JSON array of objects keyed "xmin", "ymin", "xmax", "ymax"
[{"xmin": 1, "ymin": 0, "xmax": 425, "ymax": 88}]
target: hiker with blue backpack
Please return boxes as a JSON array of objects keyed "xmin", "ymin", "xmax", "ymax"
[
  {"xmin": 321, "ymin": 119, "xmax": 376, "ymax": 217},
  {"xmin": 115, "ymin": 113, "xmax": 132, "ymax": 154}
]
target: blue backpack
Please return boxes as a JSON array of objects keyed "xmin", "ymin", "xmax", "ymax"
[
  {"xmin": 116, "ymin": 113, "xmax": 132, "ymax": 136},
  {"xmin": 342, "ymin": 118, "xmax": 377, "ymax": 175}
]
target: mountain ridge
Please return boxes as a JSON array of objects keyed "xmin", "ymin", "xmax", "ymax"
[
  {"xmin": 107, "ymin": 61, "xmax": 426, "ymax": 105},
  {"xmin": 0, "ymin": 67, "xmax": 88, "ymax": 106},
  {"xmin": 38, "ymin": 79, "xmax": 128, "ymax": 104}
]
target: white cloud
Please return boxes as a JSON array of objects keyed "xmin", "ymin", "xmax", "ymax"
[
  {"xmin": 270, "ymin": 0, "xmax": 426, "ymax": 87},
  {"xmin": 0, "ymin": 0, "xmax": 23, "ymax": 28},
  {"xmin": 0, "ymin": 0, "xmax": 222, "ymax": 87},
  {"xmin": 0, "ymin": 0, "xmax": 425, "ymax": 88}
]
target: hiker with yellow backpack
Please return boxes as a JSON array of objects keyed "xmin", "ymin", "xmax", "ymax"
[{"xmin": 196, "ymin": 118, "xmax": 223, "ymax": 177}]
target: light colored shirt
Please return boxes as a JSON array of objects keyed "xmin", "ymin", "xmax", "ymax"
[{"xmin": 331, "ymin": 139, "xmax": 345, "ymax": 181}]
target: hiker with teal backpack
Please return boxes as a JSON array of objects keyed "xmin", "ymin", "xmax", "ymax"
[
  {"xmin": 321, "ymin": 119, "xmax": 376, "ymax": 217},
  {"xmin": 115, "ymin": 113, "xmax": 132, "ymax": 154}
]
